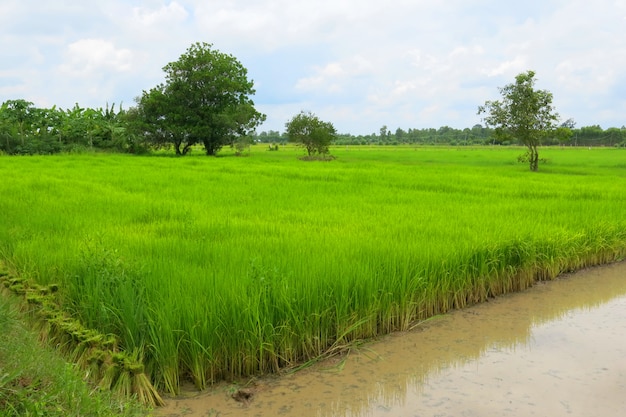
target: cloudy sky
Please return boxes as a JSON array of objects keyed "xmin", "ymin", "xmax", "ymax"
[{"xmin": 2, "ymin": 0, "xmax": 625, "ymax": 134}]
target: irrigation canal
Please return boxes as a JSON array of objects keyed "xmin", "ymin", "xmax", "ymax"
[{"xmin": 156, "ymin": 261, "xmax": 626, "ymax": 417}]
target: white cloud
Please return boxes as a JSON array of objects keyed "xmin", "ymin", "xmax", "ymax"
[
  {"xmin": 295, "ymin": 56, "xmax": 375, "ymax": 94},
  {"xmin": 59, "ymin": 39, "xmax": 134, "ymax": 77},
  {"xmin": 484, "ymin": 56, "xmax": 528, "ymax": 78},
  {"xmin": 132, "ymin": 1, "xmax": 188, "ymax": 27},
  {"xmin": 1, "ymin": 0, "xmax": 625, "ymax": 132}
]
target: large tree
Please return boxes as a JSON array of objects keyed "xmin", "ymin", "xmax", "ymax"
[
  {"xmin": 285, "ymin": 111, "xmax": 337, "ymax": 158},
  {"xmin": 478, "ymin": 70, "xmax": 559, "ymax": 171},
  {"xmin": 134, "ymin": 42, "xmax": 265, "ymax": 156}
]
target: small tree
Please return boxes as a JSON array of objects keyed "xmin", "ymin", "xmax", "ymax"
[
  {"xmin": 285, "ymin": 111, "xmax": 337, "ymax": 158},
  {"xmin": 478, "ymin": 70, "xmax": 559, "ymax": 171}
]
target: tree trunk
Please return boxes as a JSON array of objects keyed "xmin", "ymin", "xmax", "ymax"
[
  {"xmin": 202, "ymin": 138, "xmax": 222, "ymax": 156},
  {"xmin": 529, "ymin": 145, "xmax": 539, "ymax": 171}
]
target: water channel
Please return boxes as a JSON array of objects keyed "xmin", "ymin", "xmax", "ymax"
[{"xmin": 156, "ymin": 261, "xmax": 626, "ymax": 417}]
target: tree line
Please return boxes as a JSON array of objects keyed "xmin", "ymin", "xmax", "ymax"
[
  {"xmin": 254, "ymin": 123, "xmax": 626, "ymax": 148},
  {"xmin": 0, "ymin": 100, "xmax": 139, "ymax": 155},
  {"xmin": 2, "ymin": 97, "xmax": 623, "ymax": 157}
]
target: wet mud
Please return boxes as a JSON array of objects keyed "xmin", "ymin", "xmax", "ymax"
[{"xmin": 156, "ymin": 261, "xmax": 626, "ymax": 417}]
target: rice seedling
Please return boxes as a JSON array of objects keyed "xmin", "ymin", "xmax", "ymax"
[{"xmin": 0, "ymin": 145, "xmax": 624, "ymax": 400}]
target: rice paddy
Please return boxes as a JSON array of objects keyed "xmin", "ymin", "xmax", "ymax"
[{"xmin": 0, "ymin": 146, "xmax": 624, "ymax": 401}]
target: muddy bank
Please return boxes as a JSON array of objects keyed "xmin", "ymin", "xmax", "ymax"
[{"xmin": 156, "ymin": 261, "xmax": 626, "ymax": 417}]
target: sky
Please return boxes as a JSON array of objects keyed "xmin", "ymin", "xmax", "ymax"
[{"xmin": 1, "ymin": 0, "xmax": 625, "ymax": 135}]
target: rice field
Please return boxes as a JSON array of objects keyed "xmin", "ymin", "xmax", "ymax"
[{"xmin": 0, "ymin": 146, "xmax": 624, "ymax": 400}]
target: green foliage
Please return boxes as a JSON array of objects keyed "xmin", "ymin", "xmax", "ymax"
[
  {"xmin": 0, "ymin": 148, "xmax": 624, "ymax": 396},
  {"xmin": 0, "ymin": 100, "xmax": 134, "ymax": 155},
  {"xmin": 0, "ymin": 99, "xmax": 43, "ymax": 155},
  {"xmin": 132, "ymin": 42, "xmax": 265, "ymax": 156},
  {"xmin": 478, "ymin": 70, "xmax": 560, "ymax": 171},
  {"xmin": 285, "ymin": 111, "xmax": 337, "ymax": 157}
]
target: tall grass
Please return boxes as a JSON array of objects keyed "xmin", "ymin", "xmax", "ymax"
[{"xmin": 0, "ymin": 146, "xmax": 624, "ymax": 397}]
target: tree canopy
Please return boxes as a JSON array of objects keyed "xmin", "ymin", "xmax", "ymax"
[
  {"xmin": 478, "ymin": 70, "xmax": 560, "ymax": 171},
  {"xmin": 285, "ymin": 111, "xmax": 337, "ymax": 158},
  {"xmin": 132, "ymin": 42, "xmax": 265, "ymax": 156}
]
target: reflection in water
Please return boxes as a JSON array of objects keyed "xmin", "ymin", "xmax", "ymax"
[{"xmin": 157, "ymin": 261, "xmax": 626, "ymax": 417}]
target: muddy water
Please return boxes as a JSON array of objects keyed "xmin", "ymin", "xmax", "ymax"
[{"xmin": 156, "ymin": 262, "xmax": 626, "ymax": 417}]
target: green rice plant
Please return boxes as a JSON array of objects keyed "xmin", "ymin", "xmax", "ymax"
[{"xmin": 0, "ymin": 146, "xmax": 624, "ymax": 399}]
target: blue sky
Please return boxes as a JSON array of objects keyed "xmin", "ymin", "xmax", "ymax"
[{"xmin": 1, "ymin": 0, "xmax": 625, "ymax": 135}]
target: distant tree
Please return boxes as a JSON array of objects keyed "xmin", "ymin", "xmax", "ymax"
[
  {"xmin": 554, "ymin": 126, "xmax": 573, "ymax": 146},
  {"xmin": 605, "ymin": 127, "xmax": 625, "ymax": 147},
  {"xmin": 560, "ymin": 118, "xmax": 576, "ymax": 129},
  {"xmin": 379, "ymin": 125, "xmax": 389, "ymax": 142},
  {"xmin": 0, "ymin": 100, "xmax": 65, "ymax": 154},
  {"xmin": 1, "ymin": 100, "xmax": 139, "ymax": 154},
  {"xmin": 0, "ymin": 99, "xmax": 35, "ymax": 152},
  {"xmin": 478, "ymin": 70, "xmax": 560, "ymax": 171},
  {"xmin": 61, "ymin": 103, "xmax": 128, "ymax": 150},
  {"xmin": 395, "ymin": 127, "xmax": 406, "ymax": 142},
  {"xmin": 285, "ymin": 111, "xmax": 337, "ymax": 158},
  {"xmin": 577, "ymin": 125, "xmax": 604, "ymax": 147},
  {"xmin": 133, "ymin": 42, "xmax": 265, "ymax": 156}
]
